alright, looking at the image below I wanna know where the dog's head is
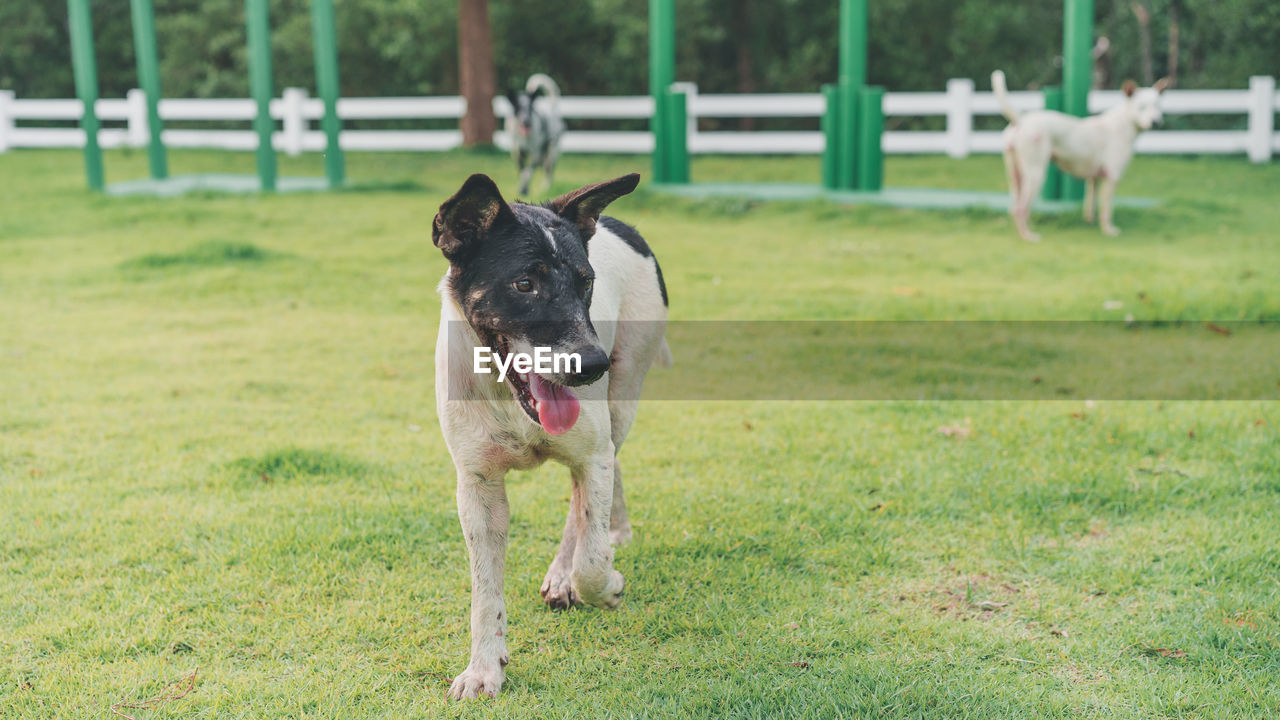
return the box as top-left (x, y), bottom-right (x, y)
top-left (433, 173), bottom-right (641, 434)
top-left (1124, 77), bottom-right (1170, 130)
top-left (506, 86), bottom-right (544, 139)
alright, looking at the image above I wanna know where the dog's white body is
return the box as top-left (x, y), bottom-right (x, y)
top-left (435, 223), bottom-right (669, 699)
top-left (992, 69), bottom-right (1167, 241)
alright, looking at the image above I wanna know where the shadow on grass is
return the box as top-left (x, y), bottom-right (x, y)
top-left (229, 447), bottom-right (370, 485)
top-left (120, 241), bottom-right (288, 272)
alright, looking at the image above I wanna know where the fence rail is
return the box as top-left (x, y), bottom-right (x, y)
top-left (1, 77), bottom-right (1275, 162)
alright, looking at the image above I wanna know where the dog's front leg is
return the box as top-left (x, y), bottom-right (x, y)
top-left (571, 453), bottom-right (626, 609)
top-left (448, 469), bottom-right (510, 700)
top-left (1098, 178), bottom-right (1121, 236)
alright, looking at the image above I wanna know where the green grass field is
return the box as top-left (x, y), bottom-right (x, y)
top-left (1, 148), bottom-right (1277, 719)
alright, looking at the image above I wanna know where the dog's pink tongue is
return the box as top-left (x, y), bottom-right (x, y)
top-left (529, 374), bottom-right (580, 435)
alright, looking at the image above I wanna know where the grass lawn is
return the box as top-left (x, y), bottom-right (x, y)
top-left (1, 148), bottom-right (1277, 718)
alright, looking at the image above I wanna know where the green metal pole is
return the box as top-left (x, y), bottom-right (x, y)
top-left (246, 0), bottom-right (277, 191)
top-left (1061, 0), bottom-right (1093, 201)
top-left (130, 0), bottom-right (168, 179)
top-left (837, 0), bottom-right (868, 189)
top-left (856, 86), bottom-right (884, 191)
top-left (649, 0), bottom-right (675, 183)
top-left (1041, 86), bottom-right (1063, 201)
top-left (664, 89), bottom-right (689, 184)
top-left (67, 0), bottom-right (104, 191)
top-left (838, 0), bottom-right (868, 89)
top-left (310, 0), bottom-right (344, 189)
top-left (837, 82), bottom-right (858, 189)
top-left (821, 84), bottom-right (840, 190)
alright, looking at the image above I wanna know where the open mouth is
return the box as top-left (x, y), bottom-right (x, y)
top-left (491, 336), bottom-right (581, 435)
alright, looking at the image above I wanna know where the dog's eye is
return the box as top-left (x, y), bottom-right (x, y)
top-left (583, 279), bottom-right (593, 295)
top-left (513, 278), bottom-right (533, 293)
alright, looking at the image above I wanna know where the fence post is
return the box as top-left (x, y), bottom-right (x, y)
top-left (130, 0), bottom-right (167, 178)
top-left (0, 90), bottom-right (13, 153)
top-left (945, 78), bottom-right (973, 159)
top-left (856, 86), bottom-right (884, 191)
top-left (281, 87), bottom-right (306, 156)
top-left (310, 0), bottom-right (344, 188)
top-left (67, 0), bottom-right (104, 190)
top-left (649, 0), bottom-right (675, 183)
top-left (1247, 76), bottom-right (1275, 164)
top-left (126, 88), bottom-right (147, 147)
top-left (821, 84), bottom-right (840, 189)
top-left (671, 81), bottom-right (698, 155)
top-left (245, 0), bottom-right (277, 191)
top-left (663, 87), bottom-right (689, 183)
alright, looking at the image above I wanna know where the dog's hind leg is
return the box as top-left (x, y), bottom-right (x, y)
top-left (448, 469), bottom-right (510, 700)
top-left (1014, 156), bottom-right (1046, 242)
top-left (1083, 177), bottom-right (1097, 224)
top-left (609, 458), bottom-right (632, 546)
top-left (540, 502), bottom-right (581, 609)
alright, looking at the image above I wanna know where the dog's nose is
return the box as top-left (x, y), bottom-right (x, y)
top-left (566, 347), bottom-right (610, 386)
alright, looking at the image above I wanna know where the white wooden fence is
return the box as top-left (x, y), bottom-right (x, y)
top-left (0, 77), bottom-right (1275, 162)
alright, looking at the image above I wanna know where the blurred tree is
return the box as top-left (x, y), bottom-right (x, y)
top-left (458, 0), bottom-right (496, 145)
top-left (1, 0), bottom-right (1276, 102)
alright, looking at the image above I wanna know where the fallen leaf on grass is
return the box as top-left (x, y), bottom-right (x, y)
top-left (110, 668), bottom-right (198, 720)
top-left (784, 622), bottom-right (800, 630)
top-left (1206, 323), bottom-right (1231, 336)
top-left (1051, 629), bottom-right (1069, 638)
top-left (788, 661), bottom-right (811, 669)
top-left (977, 601), bottom-right (1010, 611)
top-left (892, 286), bottom-right (921, 297)
top-left (868, 501), bottom-right (892, 513)
top-left (937, 420), bottom-right (972, 438)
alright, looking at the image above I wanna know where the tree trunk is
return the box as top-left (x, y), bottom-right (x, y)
top-left (1167, 0), bottom-right (1180, 86)
top-left (1131, 1), bottom-right (1154, 85)
top-left (733, 0), bottom-right (756, 131)
top-left (458, 0), bottom-right (496, 146)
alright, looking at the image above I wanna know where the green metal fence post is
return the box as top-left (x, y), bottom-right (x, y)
top-left (837, 0), bottom-right (868, 189)
top-left (649, 0), bottom-right (675, 183)
top-left (246, 0), bottom-right (277, 191)
top-left (1041, 86), bottom-right (1063, 201)
top-left (129, 0), bottom-right (167, 179)
top-left (856, 85), bottom-right (884, 191)
top-left (664, 89), bottom-right (689, 184)
top-left (821, 84), bottom-right (840, 190)
top-left (310, 0), bottom-right (344, 189)
top-left (1061, 0), bottom-right (1093, 201)
top-left (67, 0), bottom-right (104, 191)
top-left (837, 82), bottom-right (859, 189)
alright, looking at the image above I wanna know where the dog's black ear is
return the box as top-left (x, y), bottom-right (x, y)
top-left (433, 174), bottom-right (517, 262)
top-left (1122, 80), bottom-right (1137, 97)
top-left (530, 86), bottom-right (544, 100)
top-left (505, 89), bottom-right (519, 113)
top-left (548, 173), bottom-right (641, 239)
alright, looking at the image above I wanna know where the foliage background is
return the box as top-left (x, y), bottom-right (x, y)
top-left (2, 0), bottom-right (1278, 101)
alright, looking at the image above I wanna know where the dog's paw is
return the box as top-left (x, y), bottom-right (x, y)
top-left (448, 663), bottom-right (506, 700)
top-left (1102, 225), bottom-right (1121, 237)
top-left (1022, 232), bottom-right (1042, 243)
top-left (578, 570), bottom-right (625, 610)
top-left (540, 570), bottom-right (580, 610)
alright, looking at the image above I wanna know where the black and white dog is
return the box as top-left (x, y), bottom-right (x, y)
top-left (432, 172), bottom-right (670, 699)
top-left (506, 74), bottom-right (565, 197)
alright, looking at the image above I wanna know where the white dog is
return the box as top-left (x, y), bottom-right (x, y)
top-left (992, 69), bottom-right (1168, 241)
